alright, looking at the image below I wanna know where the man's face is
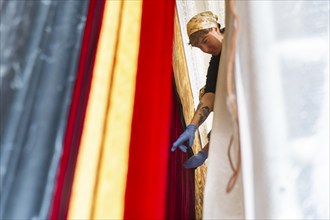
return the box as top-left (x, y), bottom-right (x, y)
top-left (195, 28), bottom-right (223, 56)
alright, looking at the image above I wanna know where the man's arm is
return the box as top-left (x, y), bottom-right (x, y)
top-left (171, 92), bottom-right (215, 152)
top-left (190, 92), bottom-right (215, 128)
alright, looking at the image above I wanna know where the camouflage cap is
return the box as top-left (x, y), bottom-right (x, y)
top-left (186, 11), bottom-right (218, 38)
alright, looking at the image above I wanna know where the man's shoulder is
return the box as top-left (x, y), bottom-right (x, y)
top-left (209, 54), bottom-right (221, 66)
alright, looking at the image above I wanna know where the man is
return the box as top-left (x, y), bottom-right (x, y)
top-left (171, 11), bottom-right (224, 169)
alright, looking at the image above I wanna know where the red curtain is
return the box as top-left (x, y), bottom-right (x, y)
top-left (124, 0), bottom-right (175, 219)
top-left (165, 84), bottom-right (196, 220)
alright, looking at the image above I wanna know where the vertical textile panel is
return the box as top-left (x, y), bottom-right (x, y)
top-left (0, 1), bottom-right (88, 219)
top-left (124, 0), bottom-right (175, 219)
top-left (67, 0), bottom-right (142, 219)
top-left (49, 1), bottom-right (105, 219)
top-left (66, 1), bottom-right (117, 217)
top-left (92, 1), bottom-right (142, 219)
top-left (165, 85), bottom-right (196, 220)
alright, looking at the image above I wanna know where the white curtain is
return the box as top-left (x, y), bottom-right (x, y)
top-left (203, 0), bottom-right (245, 219)
top-left (204, 1), bottom-right (329, 219)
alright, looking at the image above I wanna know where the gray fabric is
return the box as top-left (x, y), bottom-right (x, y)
top-left (0, 1), bottom-right (89, 219)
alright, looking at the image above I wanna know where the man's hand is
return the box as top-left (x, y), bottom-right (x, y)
top-left (171, 124), bottom-right (197, 152)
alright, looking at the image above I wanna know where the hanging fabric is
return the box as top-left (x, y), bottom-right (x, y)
top-left (0, 1), bottom-right (89, 219)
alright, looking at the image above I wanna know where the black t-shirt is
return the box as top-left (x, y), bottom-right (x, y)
top-left (204, 54), bottom-right (220, 93)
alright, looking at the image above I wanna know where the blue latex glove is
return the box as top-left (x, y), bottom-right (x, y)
top-left (183, 150), bottom-right (208, 169)
top-left (171, 124), bottom-right (197, 152)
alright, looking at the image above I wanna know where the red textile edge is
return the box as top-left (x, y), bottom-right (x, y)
top-left (48, 0), bottom-right (105, 219)
top-left (124, 0), bottom-right (175, 219)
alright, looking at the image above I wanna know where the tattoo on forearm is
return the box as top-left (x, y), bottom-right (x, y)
top-left (197, 104), bottom-right (210, 125)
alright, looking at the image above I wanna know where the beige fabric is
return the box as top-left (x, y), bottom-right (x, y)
top-left (203, 1), bottom-right (245, 219)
